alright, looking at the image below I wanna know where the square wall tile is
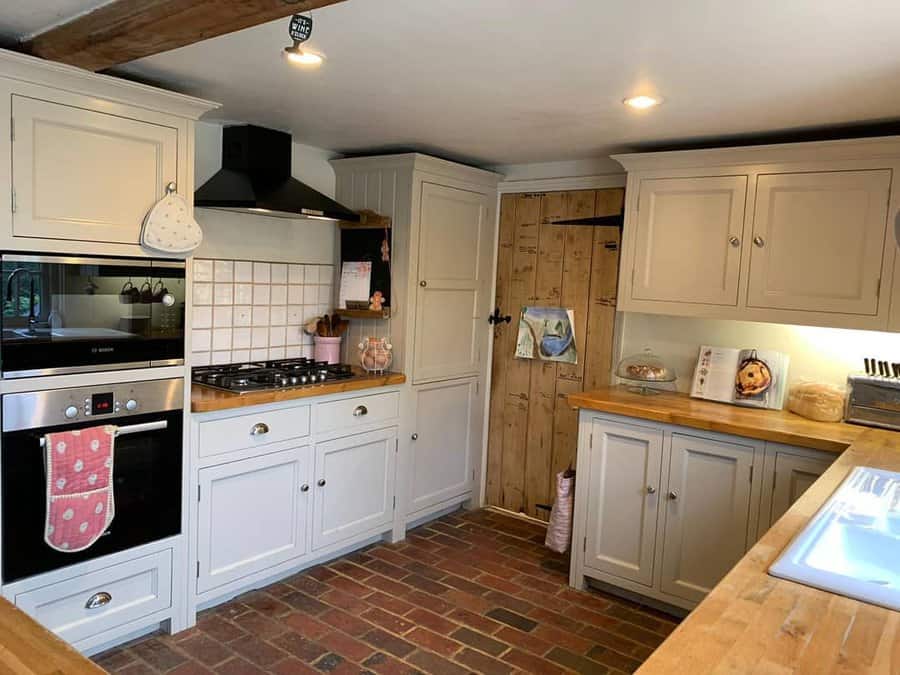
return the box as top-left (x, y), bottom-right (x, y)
top-left (193, 259), bottom-right (213, 282)
top-left (303, 285), bottom-right (318, 304)
top-left (287, 305), bottom-right (303, 324)
top-left (304, 265), bottom-right (318, 284)
top-left (286, 345), bottom-right (302, 358)
top-left (251, 326), bottom-right (268, 348)
top-left (192, 329), bottom-right (211, 352)
top-left (192, 351), bottom-right (211, 366)
top-left (271, 285), bottom-right (287, 305)
top-left (235, 283), bottom-right (253, 305)
top-left (192, 305), bottom-right (212, 329)
top-left (193, 283), bottom-right (212, 305)
top-left (319, 265), bottom-right (333, 284)
top-left (253, 262), bottom-right (270, 283)
top-left (213, 283), bottom-right (233, 305)
top-left (270, 306), bottom-right (287, 326)
top-left (253, 284), bottom-right (270, 305)
top-left (214, 260), bottom-right (233, 282)
top-left (212, 328), bottom-right (232, 351)
top-left (213, 306), bottom-right (233, 328)
top-left (231, 349), bottom-right (250, 363)
top-left (233, 327), bottom-right (251, 349)
top-left (268, 347), bottom-right (285, 360)
top-left (269, 326), bottom-right (286, 347)
top-left (289, 264), bottom-right (304, 284)
top-left (233, 306), bottom-right (252, 327)
top-left (234, 260), bottom-right (253, 283)
top-left (288, 285), bottom-right (304, 305)
top-left (271, 264), bottom-right (287, 284)
top-left (211, 351), bottom-right (232, 365)
top-left (251, 348), bottom-right (268, 361)
top-left (252, 306), bottom-right (270, 326)
top-left (318, 285), bottom-right (332, 304)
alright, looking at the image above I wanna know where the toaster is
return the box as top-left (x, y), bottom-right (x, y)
top-left (845, 374), bottom-right (900, 431)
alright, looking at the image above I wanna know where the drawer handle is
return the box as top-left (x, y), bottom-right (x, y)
top-left (646, 485), bottom-right (656, 494)
top-left (250, 422), bottom-right (270, 436)
top-left (753, 235), bottom-right (766, 248)
top-left (318, 479), bottom-right (327, 487)
top-left (728, 235), bottom-right (740, 247)
top-left (85, 592), bottom-right (112, 610)
top-left (352, 405), bottom-right (368, 417)
top-left (300, 484), bottom-right (310, 492)
top-left (411, 433), bottom-right (418, 441)
top-left (668, 491), bottom-right (678, 500)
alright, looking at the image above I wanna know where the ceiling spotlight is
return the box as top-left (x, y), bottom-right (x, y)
top-left (284, 12), bottom-right (323, 67)
top-left (623, 95), bottom-right (663, 110)
top-left (284, 44), bottom-right (324, 66)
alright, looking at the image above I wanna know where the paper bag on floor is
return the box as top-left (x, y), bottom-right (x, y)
top-left (545, 469), bottom-right (575, 553)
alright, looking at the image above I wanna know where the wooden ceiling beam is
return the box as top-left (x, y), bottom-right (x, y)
top-left (22, 0), bottom-right (350, 72)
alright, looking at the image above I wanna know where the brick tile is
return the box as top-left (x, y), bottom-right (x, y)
top-left (405, 608), bottom-right (456, 635)
top-left (430, 533), bottom-right (472, 549)
top-left (533, 624), bottom-right (594, 654)
top-left (361, 651), bottom-right (418, 675)
top-left (569, 604), bottom-right (621, 629)
top-left (326, 574), bottom-right (372, 598)
top-left (177, 635), bottom-right (233, 667)
top-left (129, 638), bottom-right (187, 671)
top-left (476, 573), bottom-right (522, 595)
top-left (320, 608), bottom-right (373, 637)
top-left (449, 627), bottom-right (508, 656)
top-left (305, 566), bottom-right (339, 582)
top-left (198, 615), bottom-right (247, 643)
top-left (361, 628), bottom-right (415, 658)
top-left (320, 588), bottom-right (370, 615)
top-left (402, 590), bottom-right (454, 614)
top-left (282, 592), bottom-right (333, 616)
top-left (272, 632), bottom-right (329, 663)
top-left (284, 613), bottom-right (332, 640)
top-left (512, 573), bottom-right (561, 595)
top-left (580, 624), bottom-right (646, 656)
top-left (363, 558), bottom-right (410, 579)
top-left (485, 607), bottom-right (537, 632)
top-left (556, 586), bottom-right (612, 612)
top-left (440, 574), bottom-right (490, 597)
top-left (229, 635), bottom-right (286, 667)
top-left (495, 626), bottom-right (552, 656)
top-left (329, 560), bottom-right (374, 581)
top-left (367, 591), bottom-right (416, 616)
top-left (168, 662), bottom-right (216, 675)
top-left (365, 574), bottom-right (412, 597)
top-left (453, 647), bottom-right (513, 675)
top-left (405, 627), bottom-right (461, 657)
top-left (612, 621), bottom-right (667, 648)
top-left (232, 611), bottom-right (289, 640)
top-left (530, 606), bottom-right (583, 632)
top-left (93, 649), bottom-right (136, 671)
top-left (402, 574), bottom-right (449, 595)
top-left (516, 588), bottom-right (571, 613)
top-left (441, 588), bottom-right (491, 613)
top-left (116, 663), bottom-right (155, 675)
top-left (312, 653), bottom-right (346, 672)
top-left (367, 547), bottom-right (411, 567)
top-left (402, 561), bottom-right (447, 581)
top-left (587, 645), bottom-right (643, 672)
top-left (484, 590), bottom-right (534, 615)
top-left (361, 607), bottom-right (415, 635)
top-left (271, 658), bottom-right (320, 675)
top-left (406, 649), bottom-right (469, 675)
top-left (318, 631), bottom-right (374, 663)
top-left (547, 646), bottom-right (610, 674)
top-left (286, 574), bottom-right (331, 597)
top-left (446, 608), bottom-right (503, 634)
top-left (239, 591), bottom-right (293, 617)
top-left (215, 657), bottom-right (269, 675)
top-left (501, 647), bottom-right (566, 675)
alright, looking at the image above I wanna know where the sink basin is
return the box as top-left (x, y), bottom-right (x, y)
top-left (769, 466), bottom-right (900, 611)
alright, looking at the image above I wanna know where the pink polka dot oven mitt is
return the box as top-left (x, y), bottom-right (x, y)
top-left (44, 426), bottom-right (116, 552)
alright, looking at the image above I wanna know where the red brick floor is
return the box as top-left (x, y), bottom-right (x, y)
top-left (93, 509), bottom-right (680, 674)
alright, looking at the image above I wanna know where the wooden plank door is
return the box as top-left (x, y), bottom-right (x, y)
top-left (485, 188), bottom-right (623, 520)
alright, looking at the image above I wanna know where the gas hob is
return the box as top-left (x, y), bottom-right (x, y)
top-left (192, 358), bottom-right (354, 393)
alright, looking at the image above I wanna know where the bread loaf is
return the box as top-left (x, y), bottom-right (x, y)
top-left (787, 382), bottom-right (845, 422)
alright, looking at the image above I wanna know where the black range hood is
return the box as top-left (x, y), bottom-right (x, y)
top-left (195, 125), bottom-right (359, 222)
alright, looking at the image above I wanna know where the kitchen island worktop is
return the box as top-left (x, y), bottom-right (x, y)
top-left (570, 386), bottom-right (900, 674)
top-left (191, 370), bottom-right (406, 413)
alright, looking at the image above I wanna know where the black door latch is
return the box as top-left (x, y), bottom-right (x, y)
top-left (488, 307), bottom-right (512, 325)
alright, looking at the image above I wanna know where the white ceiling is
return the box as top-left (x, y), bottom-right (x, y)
top-left (0, 0), bottom-right (113, 41)
top-left (7, 0), bottom-right (900, 167)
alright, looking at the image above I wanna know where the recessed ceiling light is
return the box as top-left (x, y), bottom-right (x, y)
top-left (284, 44), bottom-right (324, 66)
top-left (623, 95), bottom-right (663, 110)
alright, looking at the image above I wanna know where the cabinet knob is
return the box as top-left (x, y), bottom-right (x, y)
top-left (419, 280), bottom-right (427, 287)
top-left (317, 479), bottom-right (326, 487)
top-left (411, 433), bottom-right (418, 441)
top-left (668, 491), bottom-right (678, 500)
top-left (353, 405), bottom-right (368, 417)
top-left (646, 485), bottom-right (656, 494)
top-left (300, 484), bottom-right (309, 492)
top-left (250, 422), bottom-right (269, 436)
top-left (728, 236), bottom-right (741, 247)
top-left (85, 592), bottom-right (112, 609)
top-left (753, 235), bottom-right (766, 248)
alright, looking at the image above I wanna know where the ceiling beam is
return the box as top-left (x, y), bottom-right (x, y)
top-left (22, 0), bottom-right (350, 72)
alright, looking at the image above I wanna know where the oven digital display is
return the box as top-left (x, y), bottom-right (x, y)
top-left (91, 392), bottom-right (114, 415)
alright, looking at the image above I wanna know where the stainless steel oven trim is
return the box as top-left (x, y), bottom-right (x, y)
top-left (2, 254), bottom-right (186, 269)
top-left (150, 359), bottom-right (185, 368)
top-left (153, 260), bottom-right (187, 269)
top-left (3, 362), bottom-right (153, 379)
top-left (38, 420), bottom-right (169, 447)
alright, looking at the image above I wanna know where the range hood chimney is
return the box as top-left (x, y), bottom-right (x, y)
top-left (194, 125), bottom-right (359, 222)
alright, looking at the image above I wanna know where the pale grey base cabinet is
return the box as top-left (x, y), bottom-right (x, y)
top-left (569, 410), bottom-right (834, 611)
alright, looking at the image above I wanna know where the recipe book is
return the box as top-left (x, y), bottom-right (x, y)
top-left (690, 345), bottom-right (790, 410)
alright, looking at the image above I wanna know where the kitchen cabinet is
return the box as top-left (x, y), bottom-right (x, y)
top-left (583, 418), bottom-right (662, 586)
top-left (614, 140), bottom-right (900, 331)
top-left (659, 433), bottom-right (756, 603)
top-left (409, 379), bottom-right (478, 516)
top-left (413, 182), bottom-right (494, 382)
top-left (631, 176), bottom-right (747, 305)
top-left (312, 427), bottom-right (397, 550)
top-left (196, 447), bottom-right (310, 593)
top-left (757, 443), bottom-right (834, 537)
top-left (747, 170), bottom-right (890, 315)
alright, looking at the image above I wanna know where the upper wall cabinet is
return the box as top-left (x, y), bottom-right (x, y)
top-left (12, 96), bottom-right (178, 245)
top-left (614, 139), bottom-right (900, 332)
top-left (632, 176), bottom-right (747, 306)
top-left (0, 49), bottom-right (217, 256)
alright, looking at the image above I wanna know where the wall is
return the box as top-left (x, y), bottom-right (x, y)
top-left (490, 157), bottom-right (623, 182)
top-left (619, 312), bottom-right (899, 391)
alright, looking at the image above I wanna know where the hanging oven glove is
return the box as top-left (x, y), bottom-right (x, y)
top-left (141, 182), bottom-right (203, 254)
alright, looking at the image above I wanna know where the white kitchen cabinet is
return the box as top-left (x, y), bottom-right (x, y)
top-left (757, 443), bottom-right (834, 537)
top-left (312, 427), bottom-right (397, 550)
top-left (631, 176), bottom-right (747, 306)
top-left (747, 170), bottom-right (891, 315)
top-left (413, 182), bottom-right (494, 382)
top-left (11, 95), bottom-right (178, 245)
top-left (409, 379), bottom-right (478, 515)
top-left (583, 418), bottom-right (663, 586)
top-left (659, 433), bottom-right (756, 603)
top-left (196, 447), bottom-right (310, 593)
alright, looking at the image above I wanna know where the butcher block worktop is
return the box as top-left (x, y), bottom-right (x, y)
top-left (571, 386), bottom-right (900, 673)
top-left (568, 385), bottom-right (863, 453)
top-left (191, 371), bottom-right (406, 413)
top-left (0, 597), bottom-right (102, 674)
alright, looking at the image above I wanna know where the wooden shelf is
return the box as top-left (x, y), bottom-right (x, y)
top-left (336, 308), bottom-right (391, 319)
top-left (339, 209), bottom-right (392, 229)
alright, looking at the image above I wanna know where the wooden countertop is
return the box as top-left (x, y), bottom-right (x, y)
top-left (568, 386), bottom-right (864, 453)
top-left (0, 598), bottom-right (103, 674)
top-left (191, 371), bottom-right (406, 413)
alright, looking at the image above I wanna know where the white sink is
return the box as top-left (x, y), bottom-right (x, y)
top-left (769, 466), bottom-right (900, 611)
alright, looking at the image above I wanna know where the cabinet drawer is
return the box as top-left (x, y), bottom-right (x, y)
top-left (14, 549), bottom-right (172, 645)
top-left (198, 405), bottom-right (310, 457)
top-left (316, 392), bottom-right (400, 434)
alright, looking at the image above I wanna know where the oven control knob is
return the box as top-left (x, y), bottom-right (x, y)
top-left (125, 399), bottom-right (138, 411)
top-left (64, 405), bottom-right (79, 419)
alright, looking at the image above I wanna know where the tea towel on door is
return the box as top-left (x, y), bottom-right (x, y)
top-left (545, 469), bottom-right (575, 553)
top-left (141, 183), bottom-right (203, 254)
top-left (44, 425), bottom-right (116, 552)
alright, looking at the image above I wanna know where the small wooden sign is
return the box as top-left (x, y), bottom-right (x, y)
top-left (289, 14), bottom-right (313, 43)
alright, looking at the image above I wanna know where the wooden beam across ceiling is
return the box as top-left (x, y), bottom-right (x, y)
top-left (22, 0), bottom-right (350, 72)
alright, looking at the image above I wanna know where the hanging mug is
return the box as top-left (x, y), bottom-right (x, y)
top-left (119, 281), bottom-right (139, 304)
top-left (139, 281), bottom-right (153, 304)
top-left (153, 280), bottom-right (176, 307)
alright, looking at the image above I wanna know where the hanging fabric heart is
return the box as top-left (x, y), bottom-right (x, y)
top-left (140, 182), bottom-right (203, 255)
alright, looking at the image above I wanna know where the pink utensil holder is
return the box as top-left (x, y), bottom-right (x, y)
top-left (314, 336), bottom-right (342, 364)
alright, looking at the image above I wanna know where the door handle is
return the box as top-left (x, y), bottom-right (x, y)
top-left (488, 307), bottom-right (512, 325)
top-left (250, 422), bottom-right (269, 436)
top-left (419, 280), bottom-right (427, 287)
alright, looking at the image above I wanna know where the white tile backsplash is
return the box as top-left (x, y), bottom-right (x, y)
top-left (191, 258), bottom-right (337, 366)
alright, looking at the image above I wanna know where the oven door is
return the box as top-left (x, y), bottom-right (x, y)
top-left (1, 254), bottom-right (185, 378)
top-left (1, 409), bottom-right (183, 583)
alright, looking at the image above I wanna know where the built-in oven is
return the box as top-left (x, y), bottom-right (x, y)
top-left (1, 378), bottom-right (183, 583)
top-left (1, 254), bottom-right (185, 378)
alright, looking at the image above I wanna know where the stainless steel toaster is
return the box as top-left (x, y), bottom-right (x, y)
top-left (845, 374), bottom-right (900, 431)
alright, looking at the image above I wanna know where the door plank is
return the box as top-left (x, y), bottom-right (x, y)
top-left (486, 194), bottom-right (517, 506)
top-left (23, 0), bottom-right (349, 72)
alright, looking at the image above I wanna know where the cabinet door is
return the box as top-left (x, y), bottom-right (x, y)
top-left (312, 427), bottom-right (397, 550)
top-left (660, 434), bottom-right (754, 603)
top-left (632, 176), bottom-right (747, 305)
top-left (413, 182), bottom-right (493, 382)
top-left (410, 379), bottom-right (477, 515)
top-left (584, 419), bottom-right (663, 586)
top-left (747, 170), bottom-right (890, 314)
top-left (768, 452), bottom-right (833, 529)
top-left (197, 447), bottom-right (309, 593)
top-left (11, 95), bottom-right (178, 244)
